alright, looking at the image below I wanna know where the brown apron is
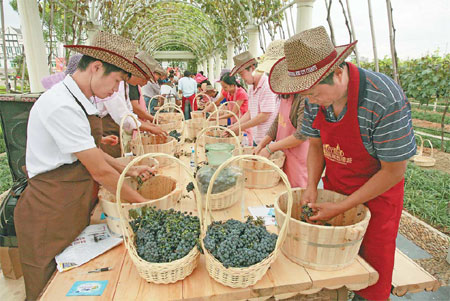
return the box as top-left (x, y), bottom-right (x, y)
top-left (100, 114), bottom-right (121, 158)
top-left (14, 85), bottom-right (102, 300)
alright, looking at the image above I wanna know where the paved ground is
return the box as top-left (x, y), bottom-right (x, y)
top-left (390, 233), bottom-right (449, 300)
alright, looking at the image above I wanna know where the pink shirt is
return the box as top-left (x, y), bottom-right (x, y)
top-left (222, 86), bottom-right (248, 116)
top-left (248, 75), bottom-right (279, 144)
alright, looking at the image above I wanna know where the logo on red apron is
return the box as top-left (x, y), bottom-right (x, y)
top-left (323, 143), bottom-right (352, 165)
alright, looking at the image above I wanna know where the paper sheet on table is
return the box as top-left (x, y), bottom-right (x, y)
top-left (248, 206), bottom-right (276, 226)
top-left (55, 224), bottom-right (123, 272)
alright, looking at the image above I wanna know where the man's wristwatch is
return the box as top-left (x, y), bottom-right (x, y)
top-left (265, 144), bottom-right (274, 155)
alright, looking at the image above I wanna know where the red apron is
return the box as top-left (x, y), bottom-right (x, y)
top-left (312, 62), bottom-right (404, 300)
top-left (276, 95), bottom-right (309, 188)
top-left (182, 94), bottom-right (197, 113)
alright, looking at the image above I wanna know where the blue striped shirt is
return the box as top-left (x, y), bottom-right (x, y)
top-left (301, 68), bottom-right (416, 162)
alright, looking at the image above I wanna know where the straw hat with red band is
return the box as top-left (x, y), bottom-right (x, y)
top-left (269, 26), bottom-right (357, 94)
top-left (230, 51), bottom-right (258, 76)
top-left (134, 51), bottom-right (156, 83)
top-left (64, 30), bottom-right (147, 79)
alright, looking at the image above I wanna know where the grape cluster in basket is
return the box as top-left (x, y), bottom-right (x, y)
top-left (203, 217), bottom-right (277, 268)
top-left (129, 207), bottom-right (200, 263)
top-left (196, 166), bottom-right (240, 194)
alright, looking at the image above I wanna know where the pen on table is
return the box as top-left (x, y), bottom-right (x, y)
top-left (88, 267), bottom-right (112, 273)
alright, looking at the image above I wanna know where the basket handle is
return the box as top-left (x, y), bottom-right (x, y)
top-left (423, 139), bottom-right (434, 157)
top-left (193, 93), bottom-right (212, 111)
top-left (119, 114), bottom-right (143, 157)
top-left (115, 153), bottom-right (203, 252)
top-left (415, 135), bottom-right (424, 156)
top-left (218, 101), bottom-right (242, 119)
top-left (203, 154), bottom-right (293, 251)
top-left (207, 109), bottom-right (241, 137)
top-left (153, 103), bottom-right (185, 125)
top-left (147, 95), bottom-right (167, 114)
top-left (194, 125), bottom-right (243, 167)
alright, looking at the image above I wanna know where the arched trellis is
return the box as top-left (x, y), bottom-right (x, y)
top-left (141, 31), bottom-right (210, 55)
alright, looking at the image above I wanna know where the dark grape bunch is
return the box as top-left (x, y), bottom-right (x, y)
top-left (128, 206), bottom-right (200, 263)
top-left (300, 204), bottom-right (314, 221)
top-left (186, 181), bottom-right (195, 193)
top-left (203, 217), bottom-right (277, 268)
top-left (196, 166), bottom-right (240, 194)
top-left (169, 130), bottom-right (181, 142)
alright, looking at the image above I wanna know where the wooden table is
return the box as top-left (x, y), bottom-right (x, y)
top-left (41, 146), bottom-right (379, 300)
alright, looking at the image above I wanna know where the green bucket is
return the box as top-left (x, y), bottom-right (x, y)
top-left (205, 143), bottom-right (235, 166)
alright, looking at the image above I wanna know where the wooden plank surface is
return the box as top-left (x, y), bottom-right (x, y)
top-left (40, 244), bottom-right (126, 301)
top-left (391, 249), bottom-right (440, 296)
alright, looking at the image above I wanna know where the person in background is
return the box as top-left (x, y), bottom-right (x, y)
top-left (273, 26), bottom-right (415, 300)
top-left (160, 78), bottom-right (179, 106)
top-left (178, 70), bottom-right (198, 120)
top-left (228, 50), bottom-right (279, 146)
top-left (207, 72), bottom-right (248, 124)
top-left (14, 31), bottom-right (154, 300)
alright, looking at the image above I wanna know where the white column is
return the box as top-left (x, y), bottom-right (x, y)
top-left (296, 0), bottom-right (316, 33)
top-left (246, 24), bottom-right (260, 57)
top-left (226, 41), bottom-right (234, 69)
top-left (208, 55), bottom-right (214, 83)
top-left (202, 60), bottom-right (208, 75)
top-left (214, 52), bottom-right (222, 89)
top-left (17, 0), bottom-right (49, 92)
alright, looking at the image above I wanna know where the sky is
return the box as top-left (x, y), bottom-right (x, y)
top-left (4, 0), bottom-right (450, 61)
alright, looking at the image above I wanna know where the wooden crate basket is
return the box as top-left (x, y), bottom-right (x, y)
top-left (201, 155), bottom-right (293, 288)
top-left (185, 119), bottom-right (216, 140)
top-left (275, 188), bottom-right (371, 271)
top-left (237, 147), bottom-right (286, 189)
top-left (115, 153), bottom-right (204, 284)
top-left (130, 134), bottom-right (176, 167)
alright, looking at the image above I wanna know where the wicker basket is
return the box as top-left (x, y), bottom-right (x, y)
top-left (153, 103), bottom-right (185, 139)
top-left (201, 155), bottom-right (293, 288)
top-left (236, 147), bottom-right (286, 189)
top-left (190, 93), bottom-right (214, 119)
top-left (119, 114), bottom-right (143, 157)
top-left (99, 173), bottom-right (180, 236)
top-left (116, 153), bottom-right (204, 283)
top-left (413, 138), bottom-right (436, 167)
top-left (146, 95), bottom-right (167, 114)
top-left (130, 134), bottom-right (176, 167)
top-left (194, 126), bottom-right (243, 210)
top-left (275, 188), bottom-right (371, 271)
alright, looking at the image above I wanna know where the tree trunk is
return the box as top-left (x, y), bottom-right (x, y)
top-left (48, 0), bottom-right (54, 73)
top-left (367, 0), bottom-right (379, 72)
top-left (386, 0), bottom-right (399, 83)
top-left (345, 0), bottom-right (360, 66)
top-left (325, 0), bottom-right (336, 46)
top-left (338, 0), bottom-right (352, 44)
top-left (441, 98), bottom-right (449, 152)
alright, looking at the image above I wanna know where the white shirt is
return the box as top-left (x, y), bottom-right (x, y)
top-left (26, 75), bottom-right (98, 178)
top-left (160, 84), bottom-right (178, 97)
top-left (141, 81), bottom-right (161, 98)
top-left (177, 77), bottom-right (197, 97)
top-left (97, 81), bottom-right (141, 133)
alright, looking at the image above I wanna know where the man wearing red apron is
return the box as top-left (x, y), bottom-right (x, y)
top-left (268, 27), bottom-right (416, 300)
top-left (15, 31), bottom-right (154, 300)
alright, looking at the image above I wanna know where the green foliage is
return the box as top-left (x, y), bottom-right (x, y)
top-left (411, 109), bottom-right (450, 124)
top-left (0, 156), bottom-right (13, 194)
top-left (129, 206), bottom-right (200, 263)
top-left (404, 163), bottom-right (450, 233)
top-left (203, 217), bottom-right (277, 268)
top-left (359, 54), bottom-right (450, 103)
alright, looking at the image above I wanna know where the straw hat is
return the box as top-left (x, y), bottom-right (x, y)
top-left (256, 40), bottom-right (285, 74)
top-left (269, 26), bottom-right (357, 94)
top-left (230, 51), bottom-right (258, 76)
top-left (216, 68), bottom-right (231, 82)
top-left (64, 30), bottom-right (147, 79)
top-left (134, 51), bottom-right (156, 82)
